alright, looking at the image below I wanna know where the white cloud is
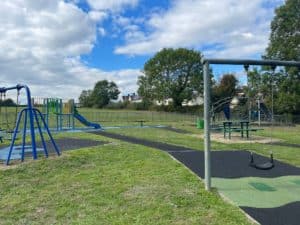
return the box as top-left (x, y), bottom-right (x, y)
top-left (86, 0), bottom-right (139, 11)
top-left (98, 27), bottom-right (106, 36)
top-left (114, 0), bottom-right (282, 58)
top-left (88, 10), bottom-right (107, 21)
top-left (0, 0), bottom-right (140, 101)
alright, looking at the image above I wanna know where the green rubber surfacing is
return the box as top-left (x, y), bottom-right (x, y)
top-left (249, 182), bottom-right (276, 192)
top-left (213, 176), bottom-right (300, 208)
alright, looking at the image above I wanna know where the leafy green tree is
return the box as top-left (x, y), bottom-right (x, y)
top-left (212, 74), bottom-right (238, 103)
top-left (0, 98), bottom-right (16, 106)
top-left (264, 0), bottom-right (300, 61)
top-left (79, 80), bottom-right (120, 108)
top-left (138, 48), bottom-right (203, 108)
top-left (248, 68), bottom-right (300, 114)
top-left (263, 0), bottom-right (300, 114)
top-left (79, 90), bottom-right (93, 107)
top-left (91, 80), bottom-right (120, 108)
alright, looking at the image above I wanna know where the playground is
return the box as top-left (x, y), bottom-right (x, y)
top-left (0, 59), bottom-right (299, 225)
top-left (0, 123), bottom-right (299, 224)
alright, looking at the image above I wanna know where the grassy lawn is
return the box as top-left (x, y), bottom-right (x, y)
top-left (0, 132), bottom-right (251, 225)
top-left (257, 125), bottom-right (300, 144)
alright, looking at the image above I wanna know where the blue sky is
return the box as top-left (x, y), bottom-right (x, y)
top-left (0, 0), bottom-right (284, 101)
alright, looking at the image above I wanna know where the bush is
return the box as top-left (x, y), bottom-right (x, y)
top-left (104, 101), bottom-right (127, 109)
top-left (150, 104), bottom-right (203, 114)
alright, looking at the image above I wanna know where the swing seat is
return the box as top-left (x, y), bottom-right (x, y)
top-left (250, 161), bottom-right (274, 170)
top-left (249, 152), bottom-right (274, 170)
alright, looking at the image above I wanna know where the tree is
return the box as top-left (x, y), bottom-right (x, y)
top-left (138, 48), bottom-right (203, 108)
top-left (79, 90), bottom-right (93, 107)
top-left (263, 0), bottom-right (300, 114)
top-left (79, 80), bottom-right (120, 108)
top-left (264, 0), bottom-right (300, 61)
top-left (212, 74), bottom-right (238, 103)
top-left (91, 80), bottom-right (120, 108)
top-left (0, 98), bottom-right (16, 106)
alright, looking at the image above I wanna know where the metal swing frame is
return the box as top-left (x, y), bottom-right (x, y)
top-left (0, 84), bottom-right (60, 165)
top-left (202, 58), bottom-right (300, 191)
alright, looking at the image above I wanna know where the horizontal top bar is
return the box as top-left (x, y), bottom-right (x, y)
top-left (202, 58), bottom-right (300, 67)
top-left (0, 84), bottom-right (26, 93)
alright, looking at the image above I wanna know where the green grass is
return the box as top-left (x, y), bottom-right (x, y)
top-left (257, 126), bottom-right (300, 144)
top-left (0, 132), bottom-right (251, 225)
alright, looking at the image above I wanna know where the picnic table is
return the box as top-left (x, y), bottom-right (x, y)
top-left (223, 121), bottom-right (262, 139)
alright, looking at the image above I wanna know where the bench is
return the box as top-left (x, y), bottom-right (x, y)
top-left (135, 120), bottom-right (146, 127)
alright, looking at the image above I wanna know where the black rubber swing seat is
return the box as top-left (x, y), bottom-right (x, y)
top-left (249, 152), bottom-right (275, 170)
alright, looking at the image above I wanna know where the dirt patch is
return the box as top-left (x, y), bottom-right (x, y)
top-left (190, 133), bottom-right (282, 144)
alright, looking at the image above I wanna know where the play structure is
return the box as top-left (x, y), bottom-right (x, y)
top-left (211, 92), bottom-right (272, 125)
top-left (33, 97), bottom-right (101, 130)
top-left (0, 84), bottom-right (60, 165)
top-left (202, 58), bottom-right (300, 191)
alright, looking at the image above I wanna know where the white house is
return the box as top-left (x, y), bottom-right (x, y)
top-left (122, 93), bottom-right (142, 103)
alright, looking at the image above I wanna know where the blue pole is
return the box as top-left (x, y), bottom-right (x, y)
top-left (20, 85), bottom-right (38, 160)
top-left (33, 109), bottom-right (48, 158)
top-left (21, 110), bottom-right (28, 162)
top-left (36, 109), bottom-right (60, 156)
top-left (6, 108), bottom-right (24, 165)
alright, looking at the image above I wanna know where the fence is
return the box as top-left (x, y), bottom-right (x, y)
top-left (1, 108), bottom-right (299, 130)
top-left (77, 110), bottom-right (201, 125)
top-left (212, 111), bottom-right (300, 126)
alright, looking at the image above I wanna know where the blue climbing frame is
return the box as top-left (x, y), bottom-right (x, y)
top-left (0, 84), bottom-right (60, 165)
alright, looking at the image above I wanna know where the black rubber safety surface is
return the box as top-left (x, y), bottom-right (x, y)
top-left (157, 126), bottom-right (192, 134)
top-left (242, 202), bottom-right (300, 225)
top-left (91, 131), bottom-right (300, 178)
top-left (37, 138), bottom-right (107, 153)
top-left (91, 131), bottom-right (300, 225)
top-left (89, 131), bottom-right (194, 152)
top-left (169, 150), bottom-right (300, 179)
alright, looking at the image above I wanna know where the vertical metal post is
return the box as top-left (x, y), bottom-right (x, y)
top-left (33, 109), bottom-right (48, 158)
top-left (21, 110), bottom-right (28, 162)
top-left (69, 99), bottom-right (75, 129)
top-left (244, 65), bottom-right (251, 122)
top-left (271, 66), bottom-right (276, 123)
top-left (24, 86), bottom-right (38, 160)
top-left (6, 109), bottom-right (24, 165)
top-left (203, 61), bottom-right (211, 191)
top-left (59, 99), bottom-right (63, 130)
top-left (257, 98), bottom-right (261, 126)
top-left (36, 109), bottom-right (60, 156)
top-left (46, 98), bottom-right (49, 127)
